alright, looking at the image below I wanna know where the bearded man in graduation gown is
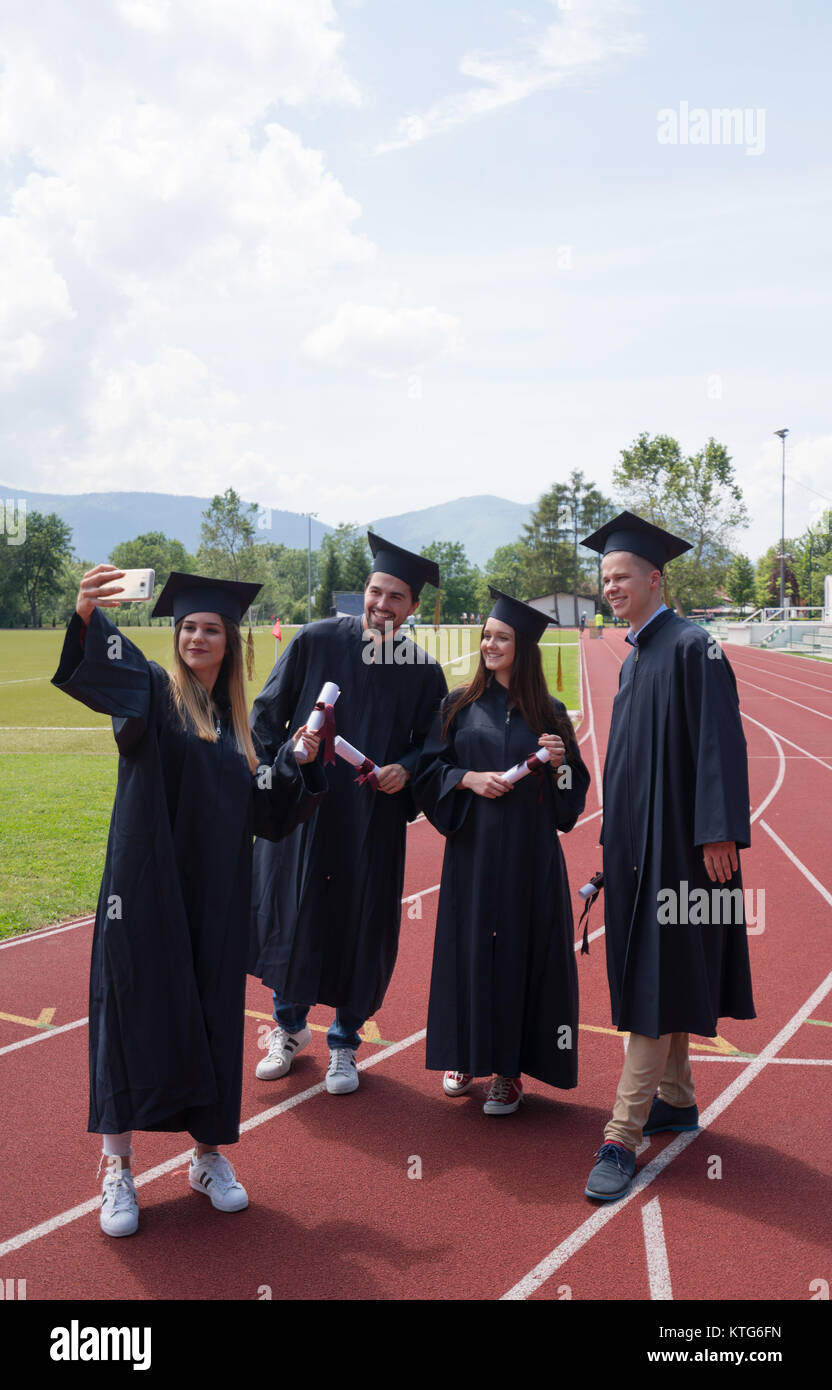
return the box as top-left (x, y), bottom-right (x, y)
top-left (248, 534), bottom-right (448, 1094)
top-left (580, 512), bottom-right (755, 1202)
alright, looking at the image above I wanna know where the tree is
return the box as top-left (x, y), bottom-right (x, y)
top-left (520, 484), bottom-right (573, 622)
top-left (724, 553), bottom-right (756, 609)
top-left (754, 543), bottom-right (800, 608)
top-left (196, 489), bottom-right (260, 581)
top-left (792, 509), bottom-right (832, 610)
top-left (613, 433), bottom-right (748, 614)
top-left (315, 537), bottom-right (342, 618)
top-left (577, 485), bottom-right (616, 604)
top-left (7, 511), bottom-right (74, 625)
top-left (109, 532), bottom-right (195, 593)
top-left (483, 541), bottom-right (525, 597)
top-left (418, 541), bottom-right (480, 622)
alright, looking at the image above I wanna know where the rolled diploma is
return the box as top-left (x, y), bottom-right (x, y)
top-left (334, 734), bottom-right (380, 777)
top-left (501, 745), bottom-right (552, 785)
top-left (295, 681), bottom-right (340, 762)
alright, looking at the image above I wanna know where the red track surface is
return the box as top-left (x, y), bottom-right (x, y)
top-left (2, 631), bottom-right (831, 1303)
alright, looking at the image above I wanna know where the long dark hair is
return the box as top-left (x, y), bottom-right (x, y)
top-left (441, 624), bottom-right (578, 755)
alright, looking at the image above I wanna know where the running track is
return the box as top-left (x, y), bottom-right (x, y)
top-left (1, 631), bottom-right (830, 1303)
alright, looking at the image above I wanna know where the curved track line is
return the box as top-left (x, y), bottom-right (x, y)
top-left (727, 656), bottom-right (832, 695)
top-left (742, 715), bottom-right (786, 825)
top-left (501, 966), bottom-right (832, 1300)
top-left (735, 676), bottom-right (832, 723)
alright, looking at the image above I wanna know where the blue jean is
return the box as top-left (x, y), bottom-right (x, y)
top-left (272, 995), bottom-right (364, 1053)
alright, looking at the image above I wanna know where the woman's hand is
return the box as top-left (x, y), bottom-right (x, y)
top-left (293, 725), bottom-right (322, 760)
top-left (460, 770), bottom-right (512, 798)
top-left (539, 733), bottom-right (566, 764)
top-left (76, 564), bottom-right (126, 625)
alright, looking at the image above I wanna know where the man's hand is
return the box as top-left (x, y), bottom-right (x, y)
top-left (703, 841), bottom-right (738, 884)
top-left (460, 771), bottom-right (512, 799)
top-left (375, 763), bottom-right (410, 794)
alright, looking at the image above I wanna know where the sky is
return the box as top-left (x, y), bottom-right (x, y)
top-left (1, 0), bottom-right (830, 563)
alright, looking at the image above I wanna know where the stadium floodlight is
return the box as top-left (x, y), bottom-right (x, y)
top-left (774, 429), bottom-right (789, 611)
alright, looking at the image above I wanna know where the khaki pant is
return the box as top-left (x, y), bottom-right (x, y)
top-left (604, 1032), bottom-right (696, 1151)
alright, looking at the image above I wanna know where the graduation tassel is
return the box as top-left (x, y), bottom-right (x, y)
top-left (577, 872), bottom-right (604, 954)
top-left (246, 624), bottom-right (255, 682)
top-left (556, 647), bottom-right (563, 691)
top-left (433, 585), bottom-right (441, 631)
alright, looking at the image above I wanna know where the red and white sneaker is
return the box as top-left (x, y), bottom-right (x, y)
top-left (483, 1076), bottom-right (524, 1114)
top-left (443, 1071), bottom-right (473, 1096)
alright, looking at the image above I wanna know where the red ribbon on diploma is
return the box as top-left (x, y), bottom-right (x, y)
top-left (525, 752), bottom-right (545, 802)
top-left (354, 756), bottom-right (379, 790)
top-left (315, 700), bottom-right (337, 766)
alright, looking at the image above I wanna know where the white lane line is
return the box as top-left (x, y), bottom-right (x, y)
top-left (743, 716), bottom-right (785, 825)
top-left (402, 884), bottom-right (440, 906)
top-left (574, 807), bottom-right (603, 829)
top-left (0, 677), bottom-right (49, 686)
top-left (581, 639), bottom-right (603, 811)
top-left (691, 1056), bottom-right (832, 1065)
top-left (742, 716), bottom-right (832, 775)
top-left (501, 966), bottom-right (832, 1300)
top-left (0, 726), bottom-right (109, 731)
top-left (759, 820), bottom-right (832, 908)
top-left (0, 1017), bottom-right (88, 1057)
top-left (642, 1197), bottom-right (673, 1300)
top-left (736, 676), bottom-right (832, 723)
top-left (0, 917), bottom-right (95, 951)
top-left (729, 659), bottom-right (832, 696)
top-left (0, 1026), bottom-right (428, 1260)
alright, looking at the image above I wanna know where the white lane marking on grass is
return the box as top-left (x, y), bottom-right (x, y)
top-left (0, 1027), bottom-right (428, 1259)
top-left (0, 677), bottom-right (50, 686)
top-left (0, 726), bottom-right (109, 730)
top-left (0, 1016), bottom-right (89, 1057)
top-left (642, 1197), bottom-right (673, 1300)
top-left (500, 966), bottom-right (832, 1300)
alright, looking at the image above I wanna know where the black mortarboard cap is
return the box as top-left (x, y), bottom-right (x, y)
top-left (488, 587), bottom-right (551, 642)
top-left (367, 532), bottom-right (440, 599)
top-left (151, 572), bottom-right (263, 623)
top-left (579, 510), bottom-right (691, 571)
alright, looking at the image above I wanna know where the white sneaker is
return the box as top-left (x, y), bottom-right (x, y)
top-left (100, 1157), bottom-right (138, 1237)
top-left (443, 1071), bottom-right (473, 1096)
top-left (326, 1047), bottom-right (359, 1095)
top-left (255, 1024), bottom-right (312, 1080)
top-left (189, 1150), bottom-right (249, 1212)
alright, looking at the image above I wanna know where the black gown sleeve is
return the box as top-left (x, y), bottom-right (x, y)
top-left (251, 738), bottom-right (327, 842)
top-left (250, 627), bottom-right (306, 759)
top-left (51, 609), bottom-right (152, 755)
top-left (681, 636), bottom-right (751, 849)
top-left (397, 660), bottom-right (449, 776)
top-left (412, 693), bottom-right (474, 836)
top-left (550, 697), bottom-right (591, 833)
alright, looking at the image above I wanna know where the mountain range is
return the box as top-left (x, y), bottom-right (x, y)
top-left (1, 484), bottom-right (533, 569)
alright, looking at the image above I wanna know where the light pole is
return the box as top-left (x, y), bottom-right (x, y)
top-left (306, 512), bottom-right (318, 623)
top-left (774, 428), bottom-right (789, 612)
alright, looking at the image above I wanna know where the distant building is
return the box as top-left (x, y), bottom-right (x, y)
top-left (525, 592), bottom-right (596, 625)
top-left (332, 591), bottom-right (365, 618)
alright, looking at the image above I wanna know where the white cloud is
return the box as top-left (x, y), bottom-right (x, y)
top-left (376, 0), bottom-right (644, 152)
top-left (302, 302), bottom-right (463, 373)
top-left (0, 215), bottom-right (74, 383)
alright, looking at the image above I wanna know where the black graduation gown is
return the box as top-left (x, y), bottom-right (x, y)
top-left (248, 617), bottom-right (448, 1018)
top-left (601, 608), bottom-right (756, 1038)
top-left (51, 609), bottom-right (325, 1143)
top-left (413, 682), bottom-right (590, 1086)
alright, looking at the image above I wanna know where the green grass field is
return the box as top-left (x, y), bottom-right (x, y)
top-left (0, 622), bottom-right (581, 937)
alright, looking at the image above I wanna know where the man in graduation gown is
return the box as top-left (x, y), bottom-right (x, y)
top-left (580, 512), bottom-right (755, 1201)
top-left (248, 534), bottom-right (448, 1094)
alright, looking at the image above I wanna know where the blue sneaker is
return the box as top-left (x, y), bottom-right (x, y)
top-left (584, 1142), bottom-right (637, 1201)
top-left (643, 1095), bottom-right (699, 1135)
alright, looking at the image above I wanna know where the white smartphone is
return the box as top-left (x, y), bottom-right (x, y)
top-left (110, 568), bottom-right (155, 602)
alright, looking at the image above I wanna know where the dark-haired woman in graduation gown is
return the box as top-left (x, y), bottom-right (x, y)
top-left (51, 565), bottom-right (325, 1237)
top-left (413, 590), bottom-right (590, 1114)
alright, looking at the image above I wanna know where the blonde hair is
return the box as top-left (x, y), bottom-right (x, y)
top-left (168, 616), bottom-right (259, 773)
